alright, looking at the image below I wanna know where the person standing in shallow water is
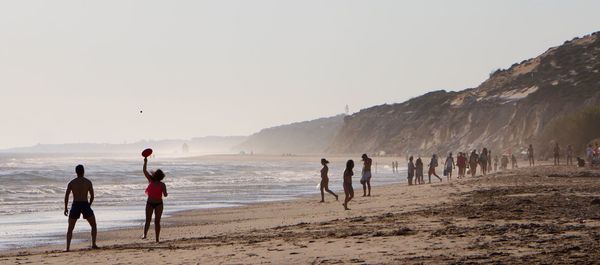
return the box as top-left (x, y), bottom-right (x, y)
top-left (143, 157), bottom-right (168, 243)
top-left (407, 156), bottom-right (415, 185)
top-left (64, 165), bottom-right (98, 252)
top-left (319, 158), bottom-right (338, 202)
top-left (360, 154), bottom-right (372, 197)
top-left (428, 154), bottom-right (442, 183)
top-left (342, 160), bottom-right (355, 210)
top-left (527, 144), bottom-right (535, 167)
top-left (415, 157), bottom-right (424, 185)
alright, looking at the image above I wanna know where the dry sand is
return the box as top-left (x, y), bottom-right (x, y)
top-left (1, 165), bottom-right (600, 264)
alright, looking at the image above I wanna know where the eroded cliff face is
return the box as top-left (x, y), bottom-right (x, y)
top-left (328, 32), bottom-right (600, 156)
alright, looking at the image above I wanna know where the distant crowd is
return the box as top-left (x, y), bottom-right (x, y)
top-left (401, 143), bottom-right (600, 186)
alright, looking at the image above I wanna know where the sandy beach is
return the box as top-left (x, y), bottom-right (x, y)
top-left (1, 165), bottom-right (599, 264)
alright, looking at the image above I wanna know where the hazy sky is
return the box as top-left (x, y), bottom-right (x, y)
top-left (1, 1), bottom-right (599, 148)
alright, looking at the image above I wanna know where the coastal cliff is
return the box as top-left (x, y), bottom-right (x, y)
top-left (328, 32), bottom-right (600, 156)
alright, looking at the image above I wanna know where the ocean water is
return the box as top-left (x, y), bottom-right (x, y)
top-left (0, 153), bottom-right (406, 250)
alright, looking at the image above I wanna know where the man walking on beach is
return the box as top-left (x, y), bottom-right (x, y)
top-left (64, 164), bottom-right (98, 252)
top-left (360, 154), bottom-right (372, 197)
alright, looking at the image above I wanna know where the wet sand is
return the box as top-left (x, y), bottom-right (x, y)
top-left (1, 165), bottom-right (599, 264)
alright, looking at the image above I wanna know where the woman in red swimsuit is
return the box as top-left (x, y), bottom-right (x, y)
top-left (142, 157), bottom-right (168, 242)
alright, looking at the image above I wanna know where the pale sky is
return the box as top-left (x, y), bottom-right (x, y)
top-left (1, 0), bottom-right (599, 148)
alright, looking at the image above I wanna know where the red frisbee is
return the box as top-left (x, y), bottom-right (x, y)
top-left (142, 148), bottom-right (153, 158)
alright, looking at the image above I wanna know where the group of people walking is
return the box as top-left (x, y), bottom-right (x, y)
top-left (405, 149), bottom-right (498, 185)
top-left (320, 154), bottom-right (374, 210)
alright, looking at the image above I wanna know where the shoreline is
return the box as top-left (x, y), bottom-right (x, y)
top-left (0, 177), bottom-right (410, 255)
top-left (2, 165), bottom-right (599, 264)
top-left (0, 178), bottom-right (405, 254)
top-left (0, 153), bottom-right (407, 253)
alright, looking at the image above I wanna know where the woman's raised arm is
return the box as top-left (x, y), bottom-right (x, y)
top-left (143, 158), bottom-right (152, 182)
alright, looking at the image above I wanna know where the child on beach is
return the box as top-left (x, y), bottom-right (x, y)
top-left (143, 157), bottom-right (168, 243)
top-left (343, 160), bottom-right (355, 210)
top-left (319, 158), bottom-right (338, 202)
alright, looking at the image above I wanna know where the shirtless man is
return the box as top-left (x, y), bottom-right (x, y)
top-left (64, 165), bottom-right (98, 251)
top-left (360, 154), bottom-right (372, 197)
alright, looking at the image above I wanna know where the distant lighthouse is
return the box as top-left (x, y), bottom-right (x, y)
top-left (345, 104), bottom-right (350, 115)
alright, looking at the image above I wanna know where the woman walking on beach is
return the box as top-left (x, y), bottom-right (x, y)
top-left (319, 158), bottom-right (338, 202)
top-left (415, 157), bottom-right (424, 184)
top-left (342, 160), bottom-right (355, 210)
top-left (143, 157), bottom-right (168, 243)
top-left (428, 154), bottom-right (442, 183)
